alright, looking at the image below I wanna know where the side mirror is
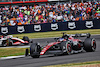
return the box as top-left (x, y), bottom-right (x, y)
top-left (46, 41), bottom-right (49, 44)
top-left (54, 37), bottom-right (59, 41)
top-left (30, 40), bottom-right (33, 43)
top-left (75, 34), bottom-right (78, 37)
top-left (87, 33), bottom-right (91, 38)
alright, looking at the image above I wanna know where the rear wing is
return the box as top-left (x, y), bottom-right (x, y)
top-left (61, 32), bottom-right (91, 38)
top-left (67, 33), bottom-right (91, 38)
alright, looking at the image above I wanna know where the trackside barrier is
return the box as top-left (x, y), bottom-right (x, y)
top-left (0, 19), bottom-right (100, 35)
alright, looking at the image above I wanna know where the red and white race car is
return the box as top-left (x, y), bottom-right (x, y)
top-left (25, 33), bottom-right (96, 58)
top-left (0, 35), bottom-right (29, 47)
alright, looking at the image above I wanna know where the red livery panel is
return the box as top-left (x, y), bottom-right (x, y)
top-left (40, 42), bottom-right (60, 55)
top-left (0, 0), bottom-right (48, 5)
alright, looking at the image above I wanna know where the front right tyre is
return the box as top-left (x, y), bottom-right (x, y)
top-left (61, 41), bottom-right (72, 55)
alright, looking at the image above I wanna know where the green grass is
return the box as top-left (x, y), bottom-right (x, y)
top-left (43, 61), bottom-right (100, 67)
top-left (0, 48), bottom-right (27, 58)
top-left (12, 29), bottom-right (100, 39)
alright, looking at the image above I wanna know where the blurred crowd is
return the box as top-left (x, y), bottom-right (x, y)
top-left (0, 1), bottom-right (100, 26)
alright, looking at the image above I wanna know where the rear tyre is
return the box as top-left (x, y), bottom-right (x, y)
top-left (84, 38), bottom-right (96, 52)
top-left (22, 36), bottom-right (29, 42)
top-left (30, 43), bottom-right (41, 58)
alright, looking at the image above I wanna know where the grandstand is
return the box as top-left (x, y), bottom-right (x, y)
top-left (0, 0), bottom-right (100, 26)
top-left (0, 0), bottom-right (99, 5)
top-left (0, 0), bottom-right (98, 4)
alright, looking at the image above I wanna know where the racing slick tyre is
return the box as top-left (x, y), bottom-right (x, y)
top-left (84, 38), bottom-right (96, 52)
top-left (2, 40), bottom-right (7, 47)
top-left (22, 36), bottom-right (29, 42)
top-left (30, 43), bottom-right (41, 58)
top-left (2, 39), bottom-right (12, 47)
top-left (61, 41), bottom-right (72, 55)
top-left (8, 39), bottom-right (13, 46)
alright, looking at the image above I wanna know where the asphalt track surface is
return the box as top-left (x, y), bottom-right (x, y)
top-left (0, 35), bottom-right (100, 67)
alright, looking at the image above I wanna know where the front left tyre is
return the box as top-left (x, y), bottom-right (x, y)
top-left (30, 43), bottom-right (41, 58)
top-left (8, 39), bottom-right (13, 46)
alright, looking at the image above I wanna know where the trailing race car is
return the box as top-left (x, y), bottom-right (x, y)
top-left (0, 34), bottom-right (29, 47)
top-left (25, 33), bottom-right (96, 58)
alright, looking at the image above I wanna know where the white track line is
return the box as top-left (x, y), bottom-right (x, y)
top-left (0, 55), bottom-right (25, 60)
top-left (0, 46), bottom-right (30, 48)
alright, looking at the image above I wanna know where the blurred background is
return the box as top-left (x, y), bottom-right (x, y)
top-left (0, 0), bottom-right (100, 26)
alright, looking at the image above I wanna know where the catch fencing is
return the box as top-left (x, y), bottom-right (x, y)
top-left (0, 19), bottom-right (100, 35)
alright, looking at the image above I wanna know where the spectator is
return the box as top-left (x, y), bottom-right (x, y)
top-left (0, 15), bottom-right (2, 24)
top-left (0, 1), bottom-right (100, 26)
top-left (63, 13), bottom-right (69, 22)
